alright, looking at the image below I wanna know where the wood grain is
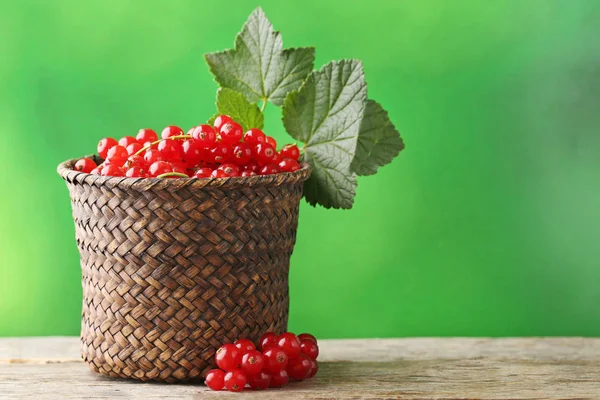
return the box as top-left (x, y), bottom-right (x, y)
top-left (1, 337), bottom-right (599, 399)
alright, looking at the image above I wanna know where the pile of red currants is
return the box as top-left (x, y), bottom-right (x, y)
top-left (73, 115), bottom-right (302, 178)
top-left (205, 331), bottom-right (319, 392)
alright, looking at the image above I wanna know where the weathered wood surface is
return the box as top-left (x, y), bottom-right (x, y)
top-left (0, 337), bottom-right (599, 399)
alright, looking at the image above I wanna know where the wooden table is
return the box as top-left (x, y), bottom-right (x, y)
top-left (0, 337), bottom-right (598, 399)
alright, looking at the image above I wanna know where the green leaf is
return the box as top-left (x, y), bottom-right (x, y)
top-left (351, 100), bottom-right (405, 176)
top-left (282, 59), bottom-right (367, 209)
top-left (204, 7), bottom-right (315, 107)
top-left (214, 88), bottom-right (264, 131)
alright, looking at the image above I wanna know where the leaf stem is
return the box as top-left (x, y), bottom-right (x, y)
top-left (133, 135), bottom-right (192, 156)
top-left (260, 98), bottom-right (267, 113)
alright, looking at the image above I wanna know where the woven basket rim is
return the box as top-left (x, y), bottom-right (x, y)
top-left (57, 157), bottom-right (311, 190)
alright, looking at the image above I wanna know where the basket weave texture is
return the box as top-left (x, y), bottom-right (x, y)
top-left (57, 157), bottom-right (310, 382)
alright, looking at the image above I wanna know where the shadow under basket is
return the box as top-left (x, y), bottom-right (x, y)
top-left (57, 157), bottom-right (311, 382)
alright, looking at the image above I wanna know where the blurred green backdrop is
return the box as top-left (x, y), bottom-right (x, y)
top-left (1, 0), bottom-right (599, 338)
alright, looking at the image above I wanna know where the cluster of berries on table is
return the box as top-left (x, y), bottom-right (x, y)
top-left (73, 115), bottom-right (302, 178)
top-left (205, 331), bottom-right (319, 392)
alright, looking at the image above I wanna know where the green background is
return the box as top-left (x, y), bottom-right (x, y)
top-left (1, 0), bottom-right (599, 338)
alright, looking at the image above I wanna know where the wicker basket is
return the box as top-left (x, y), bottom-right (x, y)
top-left (57, 157), bottom-right (311, 382)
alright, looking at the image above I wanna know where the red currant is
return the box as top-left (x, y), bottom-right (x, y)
top-left (278, 158), bottom-right (301, 173)
top-left (136, 128), bottom-right (158, 143)
top-left (269, 369), bottom-right (289, 388)
top-left (161, 125), bottom-right (184, 139)
top-left (259, 164), bottom-right (279, 175)
top-left (265, 136), bottom-right (277, 149)
top-left (142, 140), bottom-right (158, 150)
top-left (217, 163), bottom-right (240, 177)
top-left (148, 161), bottom-right (172, 177)
top-left (280, 144), bottom-right (300, 160)
top-left (234, 339), bottom-right (256, 354)
top-left (213, 115), bottom-right (232, 131)
top-left (98, 137), bottom-right (118, 159)
top-left (215, 344), bottom-right (242, 372)
top-left (243, 128), bottom-right (266, 145)
top-left (194, 167), bottom-right (213, 178)
top-left (287, 354), bottom-right (312, 381)
top-left (187, 126), bottom-right (196, 136)
top-left (211, 169), bottom-right (228, 178)
top-left (298, 333), bottom-right (317, 344)
top-left (125, 154), bottom-right (145, 169)
top-left (254, 143), bottom-right (276, 165)
top-left (241, 171), bottom-right (256, 177)
top-left (74, 158), bottom-right (97, 173)
top-left (224, 369), bottom-right (247, 392)
top-left (243, 160), bottom-right (260, 173)
top-left (100, 164), bottom-right (124, 177)
top-left (125, 166), bottom-right (146, 178)
top-left (205, 369), bottom-right (225, 391)
top-left (300, 339), bottom-right (319, 360)
top-left (231, 143), bottom-right (253, 165)
top-left (158, 139), bottom-right (183, 160)
top-left (263, 347), bottom-right (288, 373)
top-left (260, 332), bottom-right (278, 351)
top-left (118, 136), bottom-right (137, 148)
top-left (209, 142), bottom-right (232, 164)
top-left (247, 370), bottom-right (271, 390)
top-left (192, 125), bottom-right (217, 147)
top-left (106, 145), bottom-right (129, 166)
top-left (240, 350), bottom-right (264, 376)
top-left (219, 121), bottom-right (243, 144)
top-left (144, 149), bottom-right (164, 165)
top-left (90, 167), bottom-right (102, 175)
top-left (181, 139), bottom-right (203, 167)
top-left (126, 142), bottom-right (144, 156)
top-left (307, 359), bottom-right (318, 379)
top-left (277, 332), bottom-right (301, 359)
top-left (272, 151), bottom-right (282, 164)
top-left (170, 161), bottom-right (187, 174)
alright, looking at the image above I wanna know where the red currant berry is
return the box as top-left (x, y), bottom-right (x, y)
top-left (100, 164), bottom-right (124, 177)
top-left (148, 161), bottom-right (172, 177)
top-left (98, 137), bottom-right (118, 159)
top-left (263, 347), bottom-right (288, 373)
top-left (219, 121), bottom-right (243, 144)
top-left (142, 140), bottom-right (158, 150)
top-left (265, 136), bottom-right (277, 149)
top-left (125, 154), bottom-right (145, 169)
top-left (181, 139), bottom-right (203, 167)
top-left (277, 332), bottom-right (301, 359)
top-left (158, 139), bottom-right (183, 160)
top-left (213, 115), bottom-right (232, 131)
top-left (106, 145), bottom-right (129, 166)
top-left (125, 166), bottom-right (146, 178)
top-left (272, 151), bottom-right (282, 164)
top-left (205, 369), bottom-right (225, 391)
top-left (224, 369), bottom-right (247, 392)
top-left (254, 143), bottom-right (276, 165)
top-left (126, 142), bottom-right (144, 156)
top-left (259, 164), bottom-right (279, 175)
top-left (118, 136), bottom-right (137, 148)
top-left (194, 167), bottom-right (213, 178)
top-left (90, 167), bottom-right (101, 175)
top-left (241, 171), bottom-right (256, 177)
top-left (298, 333), bottom-right (317, 343)
top-left (269, 369), bottom-right (289, 388)
top-left (247, 370), bottom-right (271, 390)
top-left (144, 149), bottom-right (164, 166)
top-left (209, 142), bottom-right (232, 164)
top-left (161, 125), bottom-right (184, 139)
top-left (74, 158), bottom-right (97, 174)
top-left (231, 143), bottom-right (253, 165)
top-left (187, 126), bottom-right (196, 136)
top-left (240, 350), bottom-right (264, 376)
top-left (260, 332), bottom-right (279, 351)
top-left (307, 359), bottom-right (318, 379)
top-left (136, 128), bottom-right (158, 143)
top-left (278, 158), bottom-right (301, 173)
top-left (170, 161), bottom-right (187, 174)
top-left (280, 144), bottom-right (300, 160)
top-left (288, 354), bottom-right (312, 381)
top-left (217, 163), bottom-right (240, 177)
top-left (243, 128), bottom-right (266, 145)
top-left (215, 344), bottom-right (242, 372)
top-left (300, 339), bottom-right (319, 360)
top-left (234, 339), bottom-right (256, 354)
top-left (243, 160), bottom-right (260, 173)
top-left (211, 169), bottom-right (228, 178)
top-left (192, 125), bottom-right (217, 147)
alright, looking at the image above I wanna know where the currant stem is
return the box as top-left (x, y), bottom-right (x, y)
top-left (156, 172), bottom-right (189, 179)
top-left (133, 134), bottom-right (192, 156)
